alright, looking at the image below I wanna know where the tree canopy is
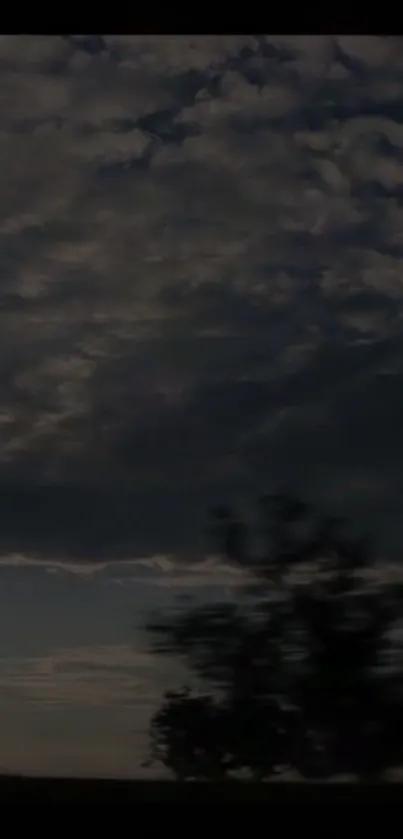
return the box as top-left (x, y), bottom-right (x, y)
top-left (145, 492), bottom-right (403, 781)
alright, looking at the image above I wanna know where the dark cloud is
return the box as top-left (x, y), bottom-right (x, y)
top-left (2, 35), bottom-right (403, 558)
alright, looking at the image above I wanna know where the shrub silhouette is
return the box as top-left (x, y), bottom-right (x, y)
top-left (146, 492), bottom-right (403, 781)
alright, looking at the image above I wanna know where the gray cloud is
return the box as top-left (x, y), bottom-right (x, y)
top-left (2, 35), bottom-right (403, 558)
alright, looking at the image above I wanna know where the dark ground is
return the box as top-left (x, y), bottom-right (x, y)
top-left (0, 776), bottom-right (402, 806)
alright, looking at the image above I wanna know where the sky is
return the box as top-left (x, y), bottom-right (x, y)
top-left (0, 553), bottom-right (246, 777)
top-left (2, 33), bottom-right (403, 776)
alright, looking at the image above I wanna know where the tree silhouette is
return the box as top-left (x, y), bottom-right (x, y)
top-left (146, 492), bottom-right (403, 781)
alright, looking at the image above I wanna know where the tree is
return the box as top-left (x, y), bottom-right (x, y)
top-left (146, 492), bottom-right (403, 781)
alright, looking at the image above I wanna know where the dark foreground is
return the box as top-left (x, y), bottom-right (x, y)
top-left (0, 775), bottom-right (402, 806)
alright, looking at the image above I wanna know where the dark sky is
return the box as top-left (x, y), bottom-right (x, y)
top-left (2, 35), bottom-right (403, 559)
top-left (2, 35), bottom-right (403, 777)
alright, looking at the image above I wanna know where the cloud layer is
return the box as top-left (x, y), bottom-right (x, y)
top-left (2, 36), bottom-right (403, 557)
top-left (0, 641), bottom-right (174, 777)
